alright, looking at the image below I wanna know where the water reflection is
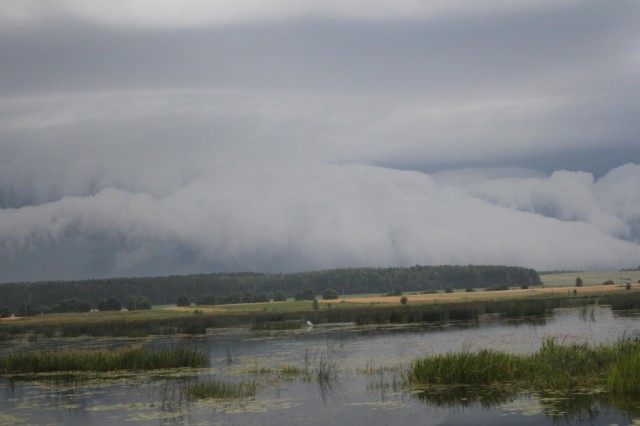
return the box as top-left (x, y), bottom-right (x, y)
top-left (413, 384), bottom-right (638, 425)
top-left (413, 384), bottom-right (519, 409)
top-left (0, 306), bottom-right (639, 425)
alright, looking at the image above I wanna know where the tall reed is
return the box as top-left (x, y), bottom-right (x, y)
top-left (608, 349), bottom-right (640, 393)
top-left (0, 347), bottom-right (209, 374)
top-left (410, 338), bottom-right (640, 393)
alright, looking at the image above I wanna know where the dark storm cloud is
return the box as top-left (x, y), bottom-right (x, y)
top-left (1, 1), bottom-right (637, 98)
top-left (0, 0), bottom-right (639, 282)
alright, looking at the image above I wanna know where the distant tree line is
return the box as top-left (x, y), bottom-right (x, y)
top-left (0, 265), bottom-right (540, 315)
top-left (6, 296), bottom-right (152, 317)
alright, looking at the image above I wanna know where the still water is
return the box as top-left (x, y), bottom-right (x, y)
top-left (2, 306), bottom-right (639, 425)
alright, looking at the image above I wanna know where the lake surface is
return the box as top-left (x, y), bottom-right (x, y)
top-left (2, 306), bottom-right (640, 425)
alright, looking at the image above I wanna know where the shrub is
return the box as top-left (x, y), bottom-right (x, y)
top-left (97, 297), bottom-right (122, 312)
top-left (387, 285), bottom-right (403, 297)
top-left (444, 288), bottom-right (454, 294)
top-left (53, 299), bottom-right (91, 313)
top-left (176, 295), bottom-right (190, 307)
top-left (127, 296), bottom-right (152, 311)
top-left (400, 296), bottom-right (408, 305)
top-left (196, 294), bottom-right (219, 305)
top-left (273, 291), bottom-right (287, 302)
top-left (295, 289), bottom-right (315, 301)
top-left (323, 288), bottom-right (339, 300)
top-left (575, 277), bottom-right (583, 287)
top-left (485, 285), bottom-right (509, 291)
top-left (603, 280), bottom-right (615, 285)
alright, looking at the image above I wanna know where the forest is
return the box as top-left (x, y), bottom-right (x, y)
top-left (0, 265), bottom-right (540, 314)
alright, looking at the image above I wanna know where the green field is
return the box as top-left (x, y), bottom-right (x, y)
top-left (539, 270), bottom-right (640, 287)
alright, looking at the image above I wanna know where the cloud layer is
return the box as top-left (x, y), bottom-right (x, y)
top-left (1, 153), bottom-right (639, 281)
top-left (1, 1), bottom-right (639, 281)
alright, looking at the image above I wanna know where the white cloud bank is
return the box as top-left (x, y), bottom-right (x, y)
top-left (1, 160), bottom-right (639, 282)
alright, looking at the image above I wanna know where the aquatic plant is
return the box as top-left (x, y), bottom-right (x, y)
top-left (187, 378), bottom-right (256, 399)
top-left (315, 355), bottom-right (339, 384)
top-left (411, 349), bottom-right (526, 385)
top-left (410, 338), bottom-right (640, 394)
top-left (0, 347), bottom-right (209, 374)
top-left (250, 320), bottom-right (303, 330)
top-left (607, 349), bottom-right (640, 393)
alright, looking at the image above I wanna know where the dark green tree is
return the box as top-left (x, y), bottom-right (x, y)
top-left (273, 291), bottom-right (287, 302)
top-left (575, 277), bottom-right (583, 287)
top-left (295, 288), bottom-right (315, 301)
top-left (53, 299), bottom-right (91, 313)
top-left (97, 296), bottom-right (121, 311)
top-left (252, 293), bottom-right (269, 303)
top-left (387, 285), bottom-right (403, 296)
top-left (176, 295), bottom-right (190, 307)
top-left (15, 303), bottom-right (36, 317)
top-left (0, 306), bottom-right (11, 318)
top-left (196, 294), bottom-right (219, 305)
top-left (323, 288), bottom-right (338, 300)
top-left (127, 296), bottom-right (151, 311)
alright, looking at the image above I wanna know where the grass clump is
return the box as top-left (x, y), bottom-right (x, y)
top-left (0, 347), bottom-right (209, 374)
top-left (411, 349), bottom-right (525, 385)
top-left (187, 379), bottom-right (256, 399)
top-left (410, 338), bottom-right (640, 394)
top-left (608, 349), bottom-right (640, 393)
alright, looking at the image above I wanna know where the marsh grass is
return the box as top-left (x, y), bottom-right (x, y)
top-left (315, 355), bottom-right (339, 384)
top-left (250, 320), bottom-right (304, 330)
top-left (607, 349), bottom-right (640, 393)
top-left (0, 347), bottom-right (209, 374)
top-left (410, 338), bottom-right (640, 394)
top-left (3, 290), bottom-right (639, 338)
top-left (186, 378), bottom-right (257, 399)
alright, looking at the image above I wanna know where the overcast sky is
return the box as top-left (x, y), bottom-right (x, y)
top-left (1, 0), bottom-right (639, 282)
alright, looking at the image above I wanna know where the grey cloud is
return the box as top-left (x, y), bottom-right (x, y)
top-left (1, 1), bottom-right (639, 282)
top-left (1, 2), bottom-right (638, 100)
top-left (2, 91), bottom-right (637, 210)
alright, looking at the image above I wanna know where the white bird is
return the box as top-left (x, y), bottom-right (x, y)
top-left (306, 320), bottom-right (314, 327)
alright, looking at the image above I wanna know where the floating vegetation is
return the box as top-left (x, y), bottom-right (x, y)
top-left (410, 337), bottom-right (640, 394)
top-left (344, 400), bottom-right (411, 410)
top-left (0, 347), bottom-right (209, 374)
top-left (186, 378), bottom-right (257, 399)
